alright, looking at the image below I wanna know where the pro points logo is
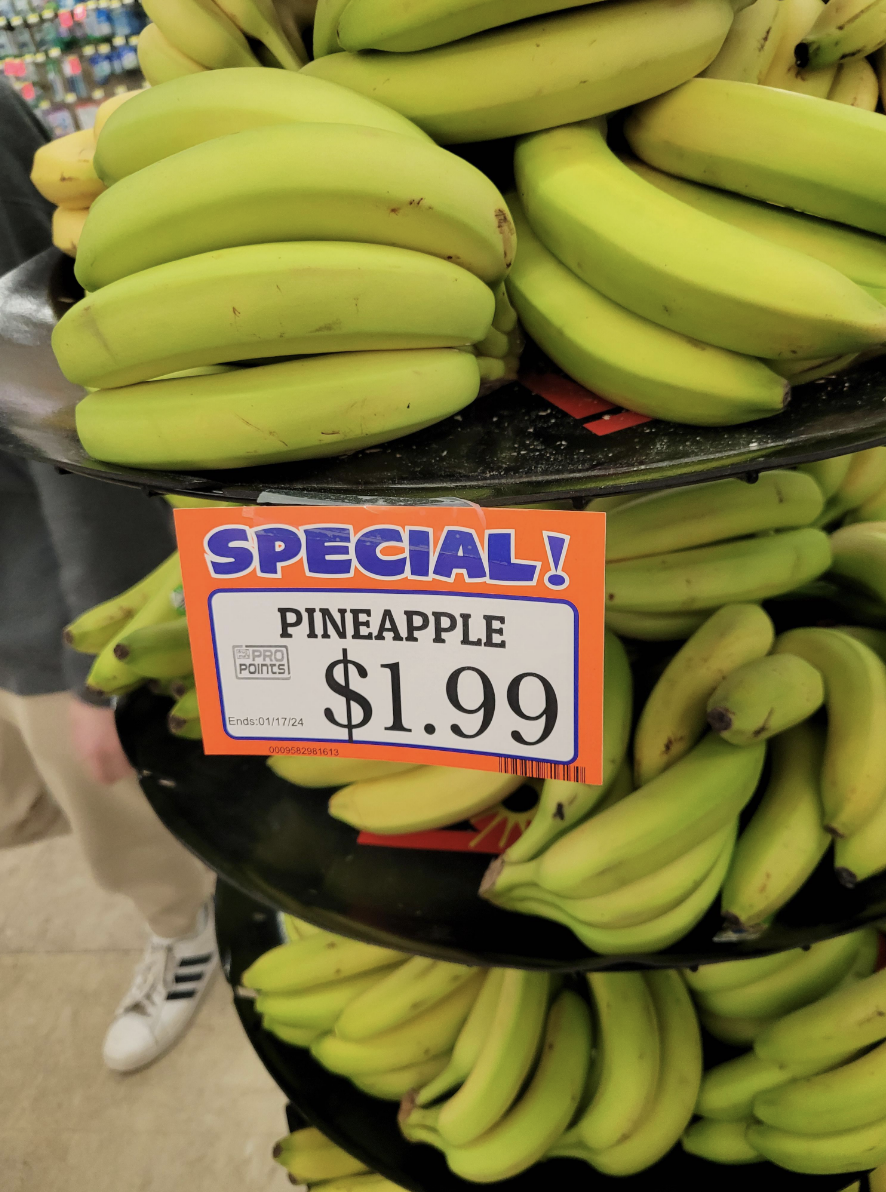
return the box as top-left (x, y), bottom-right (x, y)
top-left (233, 645), bottom-right (290, 679)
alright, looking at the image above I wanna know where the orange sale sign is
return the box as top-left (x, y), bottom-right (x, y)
top-left (174, 505), bottom-right (606, 783)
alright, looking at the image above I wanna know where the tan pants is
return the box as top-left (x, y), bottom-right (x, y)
top-left (0, 687), bottom-right (213, 938)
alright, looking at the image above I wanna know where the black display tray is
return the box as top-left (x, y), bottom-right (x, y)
top-left (4, 248), bottom-right (886, 506)
top-left (216, 881), bottom-right (870, 1192)
top-left (119, 686), bottom-right (886, 972)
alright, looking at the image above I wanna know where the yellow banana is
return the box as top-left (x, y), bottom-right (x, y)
top-left (762, 0), bottom-right (837, 97)
top-left (830, 522), bottom-right (886, 603)
top-left (682, 1118), bottom-right (761, 1164)
top-left (31, 129), bottom-right (104, 209)
top-left (312, 0), bottom-right (348, 53)
top-left (820, 447), bottom-right (886, 522)
top-left (64, 551), bottom-right (180, 654)
top-left (254, 966), bottom-right (401, 1030)
top-left (52, 207), bottom-right (89, 259)
top-left (262, 1017), bottom-right (324, 1046)
top-left (748, 1117), bottom-right (886, 1174)
top-left (605, 608), bottom-right (709, 641)
top-left (113, 618), bottom-right (191, 681)
top-left (800, 455), bottom-right (854, 500)
top-left (697, 1049), bottom-right (853, 1122)
top-left (242, 935), bottom-right (405, 994)
top-left (141, 0), bottom-right (260, 68)
top-left (137, 22), bottom-right (208, 83)
top-left (273, 1128), bottom-right (369, 1182)
top-left (798, 0), bottom-right (886, 69)
top-left (684, 949), bottom-right (803, 995)
top-left (213, 0), bottom-right (305, 68)
top-left (706, 653), bottom-right (825, 746)
top-left (701, 1010), bottom-right (776, 1046)
top-left (415, 968), bottom-right (505, 1106)
top-left (829, 56), bottom-right (881, 108)
top-left (167, 686), bottom-right (201, 740)
top-left (352, 1053), bottom-right (451, 1100)
top-left (702, 0), bottom-right (788, 82)
top-left (268, 755), bottom-right (419, 788)
top-left (335, 957), bottom-right (477, 1041)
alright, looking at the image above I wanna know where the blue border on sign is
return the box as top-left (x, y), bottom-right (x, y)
top-left (207, 587), bottom-right (582, 766)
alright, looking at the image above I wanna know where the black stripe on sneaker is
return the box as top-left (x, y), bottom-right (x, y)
top-left (166, 989), bottom-right (197, 1000)
top-left (178, 954), bottom-right (213, 967)
top-left (174, 972), bottom-right (203, 984)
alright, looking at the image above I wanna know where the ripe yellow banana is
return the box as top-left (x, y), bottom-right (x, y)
top-left (762, 0), bottom-right (837, 96)
top-left (352, 1053), bottom-right (450, 1100)
top-left (517, 118), bottom-right (884, 359)
top-left (682, 1118), bottom-right (761, 1164)
top-left (625, 78), bottom-right (886, 240)
top-left (273, 1127), bottom-right (369, 1182)
top-left (302, 0), bottom-right (736, 144)
top-left (773, 627), bottom-right (886, 837)
top-left (720, 722), bottom-right (830, 930)
top-left (798, 0), bottom-right (886, 69)
top-left (137, 22), bottom-right (208, 83)
top-left (75, 349), bottom-right (481, 471)
top-left (94, 69), bottom-right (429, 185)
top-left (415, 968), bottom-right (504, 1106)
top-left (64, 551), bottom-right (180, 654)
top-left (830, 56), bottom-right (881, 108)
top-left (313, 0), bottom-right (348, 53)
top-left (52, 207), bottom-right (89, 259)
top-left (335, 957), bottom-right (477, 1041)
top-left (697, 1048), bottom-right (852, 1122)
top-left (268, 755), bottom-right (419, 788)
top-left (113, 618), bottom-right (192, 681)
top-left (633, 603), bottom-right (775, 785)
top-left (684, 949), bottom-right (802, 995)
top-left (748, 1116), bottom-right (886, 1174)
top-left (255, 966), bottom-right (400, 1030)
top-left (505, 197), bottom-right (787, 426)
top-left (706, 653), bottom-right (825, 746)
top-left (214, 0), bottom-right (304, 68)
top-left (242, 935), bottom-right (405, 995)
top-left (141, 0), bottom-right (260, 68)
top-left (702, 0), bottom-right (787, 82)
top-left (31, 129), bottom-right (104, 209)
top-left (262, 1017), bottom-right (324, 1046)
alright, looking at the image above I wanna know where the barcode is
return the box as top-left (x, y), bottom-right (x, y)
top-left (498, 758), bottom-right (586, 782)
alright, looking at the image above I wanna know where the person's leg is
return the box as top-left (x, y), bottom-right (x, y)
top-left (0, 687), bottom-right (69, 847)
top-left (9, 688), bottom-right (218, 1071)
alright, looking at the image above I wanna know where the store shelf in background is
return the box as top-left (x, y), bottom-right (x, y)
top-left (119, 687), bottom-right (886, 971)
top-left (4, 249), bottom-right (886, 505)
top-left (216, 881), bottom-right (870, 1192)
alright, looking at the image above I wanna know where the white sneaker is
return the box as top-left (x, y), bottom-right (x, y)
top-left (103, 900), bottom-right (218, 1073)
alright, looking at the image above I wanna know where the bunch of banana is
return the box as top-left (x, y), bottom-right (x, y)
top-left (273, 1125), bottom-right (407, 1191)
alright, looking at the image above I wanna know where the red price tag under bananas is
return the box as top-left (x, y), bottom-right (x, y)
top-left (174, 505), bottom-right (605, 783)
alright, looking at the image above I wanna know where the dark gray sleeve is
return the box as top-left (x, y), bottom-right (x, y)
top-left (27, 462), bottom-right (176, 694)
top-left (0, 80), bottom-right (53, 278)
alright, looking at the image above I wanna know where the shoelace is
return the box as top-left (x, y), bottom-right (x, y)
top-left (115, 938), bottom-right (173, 1018)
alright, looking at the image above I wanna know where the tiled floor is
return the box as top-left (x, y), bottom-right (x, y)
top-left (0, 833), bottom-right (289, 1191)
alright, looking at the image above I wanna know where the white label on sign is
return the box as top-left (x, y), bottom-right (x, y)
top-left (208, 587), bottom-right (578, 767)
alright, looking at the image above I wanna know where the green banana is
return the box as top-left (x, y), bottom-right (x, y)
top-left (273, 1128), bottom-right (369, 1182)
top-left (76, 124), bottom-right (514, 292)
top-left (606, 529), bottom-right (832, 615)
top-left (706, 654), bottom-right (825, 746)
top-left (701, 1010), bottom-right (776, 1046)
top-left (773, 627), bottom-right (886, 837)
top-left (503, 630), bottom-right (632, 863)
top-left (168, 686), bottom-right (201, 740)
top-left (213, 0), bottom-right (304, 69)
top-left (55, 242), bottom-right (495, 389)
top-left (312, 0), bottom-right (348, 54)
top-left (747, 1117), bottom-right (886, 1174)
top-left (633, 603), bottom-right (775, 785)
top-left (829, 55), bottom-right (881, 108)
top-left (242, 936), bottom-right (405, 995)
top-left (262, 1017), bottom-right (325, 1046)
top-left (605, 609), bottom-right (709, 641)
top-left (352, 1054), bottom-right (451, 1100)
top-left (516, 118), bottom-right (886, 360)
top-left (720, 722), bottom-right (830, 930)
top-left (311, 972), bottom-right (483, 1076)
top-left (335, 957), bottom-right (477, 1041)
top-left (94, 68), bottom-right (429, 185)
top-left (557, 972), bottom-right (660, 1152)
top-left (137, 22), bottom-right (207, 85)
top-left (435, 969), bottom-right (551, 1146)
top-left (415, 968), bottom-right (505, 1106)
top-left (505, 196), bottom-right (788, 427)
top-left (830, 523), bottom-right (886, 603)
top-left (268, 755), bottom-right (419, 788)
top-left (605, 472), bottom-right (824, 562)
top-left (799, 455), bottom-right (854, 500)
top-left (440, 990), bottom-right (592, 1182)
top-left (141, 0), bottom-right (260, 68)
top-left (328, 766), bottom-right (522, 835)
top-left (697, 1049), bottom-right (848, 1122)
top-left (820, 448), bottom-right (886, 523)
top-left (254, 967), bottom-right (401, 1030)
top-left (587, 971), bottom-right (702, 1175)
top-left (845, 484), bottom-right (886, 523)
top-left (113, 618), bottom-right (192, 681)
top-left (798, 0), bottom-right (886, 70)
top-left (768, 353), bottom-right (859, 384)
top-left (701, 0), bottom-right (787, 82)
top-left (761, 0), bottom-right (836, 96)
top-left (835, 792), bottom-right (886, 884)
top-left (75, 349), bottom-right (482, 471)
top-left (684, 949), bottom-right (803, 995)
top-left (302, 0), bottom-right (736, 144)
top-left (682, 1118), bottom-right (761, 1164)
top-left (64, 551), bottom-right (180, 654)
top-left (625, 78), bottom-right (886, 240)
top-left (308, 1178), bottom-right (402, 1192)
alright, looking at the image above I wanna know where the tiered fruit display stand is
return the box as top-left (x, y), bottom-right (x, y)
top-left (4, 246), bottom-right (886, 1190)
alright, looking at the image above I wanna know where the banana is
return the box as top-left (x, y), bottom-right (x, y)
top-left (335, 957), bottom-right (477, 1041)
top-left (625, 78), bottom-right (886, 240)
top-left (587, 971), bottom-right (702, 1176)
top-left (607, 473), bottom-right (824, 563)
top-left (435, 970), bottom-right (551, 1146)
top-left (302, 0), bottom-right (736, 144)
top-left (242, 936), bottom-right (405, 994)
top-left (798, 0), bottom-right (886, 69)
top-left (748, 1117), bottom-right (886, 1174)
top-left (311, 971), bottom-right (483, 1076)
top-left (720, 722), bottom-right (830, 930)
top-left (697, 1050), bottom-right (846, 1121)
top-left (352, 1054), bottom-right (451, 1100)
top-left (505, 197), bottom-right (788, 427)
top-left (77, 125), bottom-right (513, 293)
top-left (141, 0), bottom-right (260, 68)
top-left (31, 129), bottom-right (104, 209)
top-left (54, 242), bottom-right (496, 390)
top-left (755, 965), bottom-right (886, 1069)
top-left (432, 990), bottom-right (590, 1182)
top-left (762, 0), bottom-right (837, 96)
top-left (559, 972), bottom-right (660, 1152)
top-left (706, 654), bottom-right (825, 746)
top-left (845, 483), bottom-right (886, 523)
top-left (52, 207), bottom-right (89, 259)
top-left (695, 931), bottom-right (864, 1019)
top-left (268, 755), bottom-right (419, 788)
top-left (503, 630), bottom-right (632, 863)
top-left (413, 969), bottom-right (503, 1106)
top-left (830, 522), bottom-right (886, 603)
top-left (800, 455), bottom-right (854, 500)
top-left (702, 0), bottom-right (788, 82)
top-left (213, 0), bottom-right (305, 68)
top-left (92, 90), bottom-right (140, 140)
top-left (113, 619), bottom-right (192, 680)
top-left (262, 1017), bottom-right (324, 1046)
top-left (835, 791), bottom-right (886, 883)
top-left (605, 609), bottom-right (709, 641)
top-left (633, 603), bottom-right (775, 784)
top-left (606, 529), bottom-right (833, 614)
top-left (517, 119), bottom-right (885, 360)
top-left (684, 948), bottom-right (803, 995)
top-left (773, 627), bottom-right (886, 837)
top-left (137, 22), bottom-right (208, 83)
top-left (254, 967), bottom-right (401, 1030)
top-left (64, 552), bottom-right (180, 654)
top-left (682, 1118), bottom-right (761, 1164)
top-left (626, 158), bottom-right (886, 297)
top-left (821, 447), bottom-right (886, 522)
top-left (830, 56), bottom-right (881, 108)
top-left (274, 1128), bottom-right (369, 1181)
top-left (311, 1179), bottom-right (404, 1192)
top-left (75, 349), bottom-right (482, 471)
top-left (701, 1010), bottom-right (776, 1045)
top-left (313, 0), bottom-right (348, 53)
top-left (769, 353), bottom-right (860, 383)
top-left (168, 687), bottom-right (201, 739)
top-left (94, 69), bottom-right (430, 185)
top-left (328, 766), bottom-right (522, 835)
